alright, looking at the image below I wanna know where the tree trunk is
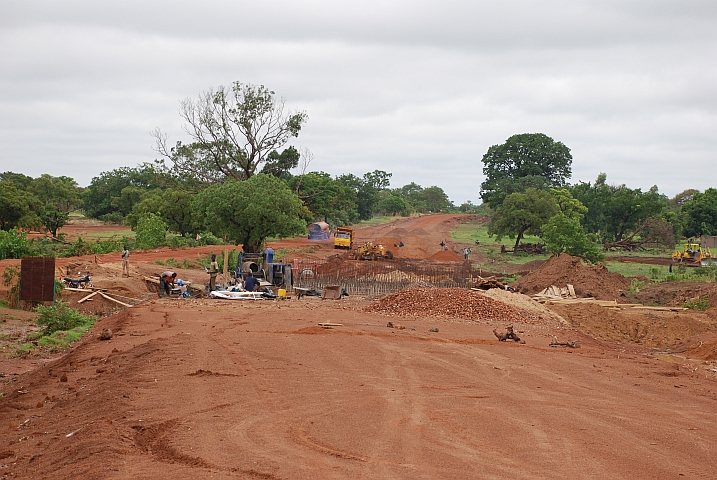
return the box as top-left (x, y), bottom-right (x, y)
top-left (513, 231), bottom-right (524, 252)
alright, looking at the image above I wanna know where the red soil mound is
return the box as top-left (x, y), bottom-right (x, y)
top-left (513, 253), bottom-right (631, 301)
top-left (429, 250), bottom-right (464, 262)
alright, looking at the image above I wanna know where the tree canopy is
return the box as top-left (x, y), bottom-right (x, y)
top-left (569, 174), bottom-right (668, 242)
top-left (681, 188), bottom-right (717, 237)
top-left (480, 133), bottom-right (572, 209)
top-left (192, 174), bottom-right (306, 252)
top-left (487, 188), bottom-right (559, 249)
top-left (154, 82), bottom-right (308, 182)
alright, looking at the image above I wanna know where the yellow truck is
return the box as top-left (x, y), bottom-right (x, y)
top-left (334, 227), bottom-right (354, 249)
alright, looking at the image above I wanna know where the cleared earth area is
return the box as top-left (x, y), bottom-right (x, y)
top-left (1, 214), bottom-right (717, 479)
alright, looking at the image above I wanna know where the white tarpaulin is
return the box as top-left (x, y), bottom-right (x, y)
top-left (209, 291), bottom-right (264, 300)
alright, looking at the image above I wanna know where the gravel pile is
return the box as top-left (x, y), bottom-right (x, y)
top-left (363, 287), bottom-right (545, 324)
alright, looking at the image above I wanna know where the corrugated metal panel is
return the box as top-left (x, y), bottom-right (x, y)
top-left (20, 256), bottom-right (56, 302)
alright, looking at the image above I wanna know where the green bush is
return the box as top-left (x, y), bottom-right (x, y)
top-left (0, 229), bottom-right (36, 260)
top-left (684, 296), bottom-right (710, 311)
top-left (34, 301), bottom-right (96, 335)
top-left (98, 212), bottom-right (125, 224)
top-left (197, 232), bottom-right (223, 245)
top-left (134, 213), bottom-right (167, 250)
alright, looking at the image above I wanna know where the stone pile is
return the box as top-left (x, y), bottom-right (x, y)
top-left (363, 288), bottom-right (538, 324)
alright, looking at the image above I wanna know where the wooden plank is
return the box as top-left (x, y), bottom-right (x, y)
top-left (567, 284), bottom-right (576, 297)
top-left (318, 323), bottom-right (343, 327)
top-left (64, 287), bottom-right (94, 292)
top-left (78, 291), bottom-right (100, 304)
top-left (99, 292), bottom-right (132, 307)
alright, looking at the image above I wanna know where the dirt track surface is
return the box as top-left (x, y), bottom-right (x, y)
top-left (2, 298), bottom-right (717, 479)
top-left (3, 216), bottom-right (717, 478)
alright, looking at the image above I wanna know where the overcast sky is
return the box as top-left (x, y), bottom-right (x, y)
top-left (1, 1), bottom-right (715, 204)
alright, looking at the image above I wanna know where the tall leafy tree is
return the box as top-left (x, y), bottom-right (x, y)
top-left (336, 170), bottom-right (392, 220)
top-left (83, 164), bottom-right (168, 219)
top-left (419, 186), bottom-right (451, 213)
top-left (154, 82), bottom-right (308, 182)
top-left (261, 147), bottom-right (300, 181)
top-left (480, 133), bottom-right (572, 209)
top-left (570, 174), bottom-right (668, 242)
top-left (487, 188), bottom-right (559, 250)
top-left (127, 188), bottom-right (200, 236)
top-left (0, 182), bottom-right (40, 230)
top-left (0, 172), bottom-right (34, 189)
top-left (290, 172), bottom-right (358, 225)
top-left (682, 188), bottom-right (717, 237)
top-left (27, 175), bottom-right (82, 237)
top-left (193, 174), bottom-right (305, 252)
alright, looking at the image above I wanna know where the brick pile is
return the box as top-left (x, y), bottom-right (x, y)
top-left (363, 287), bottom-right (547, 325)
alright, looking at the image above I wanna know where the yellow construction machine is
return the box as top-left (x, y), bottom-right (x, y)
top-left (351, 241), bottom-right (393, 260)
top-left (672, 241), bottom-right (715, 267)
top-left (334, 227), bottom-right (354, 249)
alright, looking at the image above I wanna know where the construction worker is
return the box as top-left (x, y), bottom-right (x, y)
top-left (121, 246), bottom-right (130, 277)
top-left (207, 254), bottom-right (219, 291)
top-left (159, 271), bottom-right (176, 297)
top-left (244, 273), bottom-right (260, 292)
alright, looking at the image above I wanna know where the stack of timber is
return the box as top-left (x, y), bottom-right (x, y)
top-left (532, 284), bottom-right (687, 311)
top-left (533, 284), bottom-right (577, 301)
top-left (65, 287), bottom-right (141, 308)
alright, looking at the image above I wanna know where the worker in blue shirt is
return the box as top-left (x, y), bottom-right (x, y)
top-left (244, 273), bottom-right (260, 292)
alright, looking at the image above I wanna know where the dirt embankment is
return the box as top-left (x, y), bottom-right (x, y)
top-left (513, 253), bottom-right (632, 301)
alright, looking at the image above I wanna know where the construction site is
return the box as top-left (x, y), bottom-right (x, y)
top-left (1, 214), bottom-right (717, 479)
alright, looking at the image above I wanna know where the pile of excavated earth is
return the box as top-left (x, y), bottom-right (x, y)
top-left (512, 252), bottom-right (632, 300)
top-left (363, 287), bottom-right (562, 327)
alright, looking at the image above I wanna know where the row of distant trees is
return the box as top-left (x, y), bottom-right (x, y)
top-left (0, 81), bottom-right (464, 252)
top-left (480, 133), bottom-right (717, 262)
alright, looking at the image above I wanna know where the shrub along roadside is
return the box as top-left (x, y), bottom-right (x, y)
top-left (14, 302), bottom-right (98, 354)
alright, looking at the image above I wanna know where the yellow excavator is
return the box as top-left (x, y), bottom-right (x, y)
top-left (672, 241), bottom-right (715, 267)
top-left (351, 241), bottom-right (393, 260)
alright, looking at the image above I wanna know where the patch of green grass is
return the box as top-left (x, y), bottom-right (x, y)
top-left (450, 222), bottom-right (542, 247)
top-left (81, 229), bottom-right (135, 239)
top-left (358, 216), bottom-right (400, 226)
top-left (154, 257), bottom-right (198, 269)
top-left (604, 262), bottom-right (664, 278)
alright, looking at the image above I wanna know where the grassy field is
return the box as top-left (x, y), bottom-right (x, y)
top-left (450, 222), bottom-right (543, 247)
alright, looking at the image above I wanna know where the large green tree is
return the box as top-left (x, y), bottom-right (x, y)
top-left (541, 189), bottom-right (603, 263)
top-left (127, 188), bottom-right (200, 236)
top-left (0, 182), bottom-right (40, 230)
top-left (682, 188), bottom-right (717, 237)
top-left (27, 175), bottom-right (82, 237)
top-left (336, 170), bottom-right (392, 220)
top-left (290, 172), bottom-right (358, 225)
top-left (487, 188), bottom-right (559, 250)
top-left (83, 164), bottom-right (169, 219)
top-left (480, 133), bottom-right (572, 209)
top-left (193, 174), bottom-right (305, 252)
top-left (569, 174), bottom-right (669, 242)
top-left (154, 82), bottom-right (308, 182)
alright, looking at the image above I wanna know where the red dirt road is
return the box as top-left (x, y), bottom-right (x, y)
top-left (2, 298), bottom-right (716, 479)
top-left (2, 215), bottom-right (717, 478)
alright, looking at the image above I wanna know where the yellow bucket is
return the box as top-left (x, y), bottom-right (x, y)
top-left (278, 288), bottom-right (287, 298)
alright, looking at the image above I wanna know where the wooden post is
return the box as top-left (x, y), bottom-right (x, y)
top-left (223, 249), bottom-right (229, 276)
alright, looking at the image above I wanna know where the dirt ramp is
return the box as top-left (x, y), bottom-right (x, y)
top-left (513, 253), bottom-right (631, 301)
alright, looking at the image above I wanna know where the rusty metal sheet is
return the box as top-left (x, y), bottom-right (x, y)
top-left (20, 256), bottom-right (56, 302)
